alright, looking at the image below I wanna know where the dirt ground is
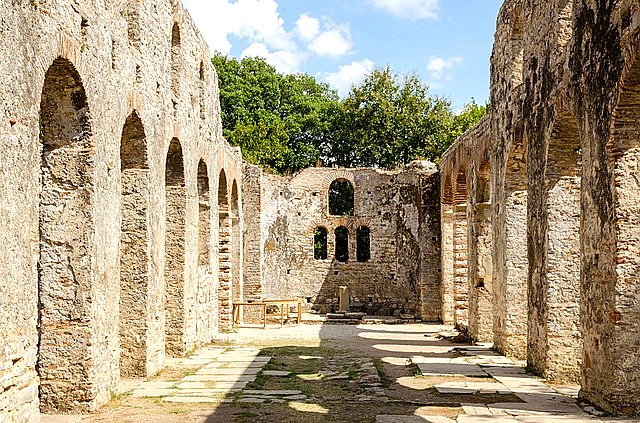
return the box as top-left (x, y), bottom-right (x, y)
top-left (42, 322), bottom-right (544, 423)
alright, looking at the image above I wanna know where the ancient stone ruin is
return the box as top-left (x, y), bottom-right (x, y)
top-left (1, 0), bottom-right (640, 421)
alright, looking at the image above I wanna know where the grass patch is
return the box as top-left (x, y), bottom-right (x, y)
top-left (373, 358), bottom-right (392, 388)
top-left (405, 361), bottom-right (422, 378)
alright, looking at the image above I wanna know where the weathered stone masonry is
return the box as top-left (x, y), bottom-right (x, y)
top-left (5, 0), bottom-right (640, 419)
top-left (0, 0), bottom-right (243, 419)
top-left (241, 164), bottom-right (441, 321)
top-left (441, 0), bottom-right (640, 415)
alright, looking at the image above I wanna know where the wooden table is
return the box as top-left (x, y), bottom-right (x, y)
top-left (232, 299), bottom-right (302, 328)
top-left (263, 299), bottom-right (302, 326)
top-left (232, 302), bottom-right (267, 328)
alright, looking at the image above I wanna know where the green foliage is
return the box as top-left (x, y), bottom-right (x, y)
top-left (212, 54), bottom-right (487, 173)
top-left (333, 66), bottom-right (454, 169)
top-left (328, 179), bottom-right (354, 216)
top-left (212, 53), bottom-right (338, 174)
top-left (313, 227), bottom-right (328, 260)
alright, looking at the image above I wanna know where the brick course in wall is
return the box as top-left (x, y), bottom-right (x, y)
top-left (0, 0), bottom-right (243, 419)
top-left (441, 0), bottom-right (640, 415)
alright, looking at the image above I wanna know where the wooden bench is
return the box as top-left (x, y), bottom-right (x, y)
top-left (232, 299), bottom-right (302, 328)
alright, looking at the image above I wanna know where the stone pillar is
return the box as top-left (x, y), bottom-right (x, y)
top-left (453, 204), bottom-right (469, 329)
top-left (441, 207), bottom-right (455, 324)
top-left (339, 286), bottom-right (350, 312)
top-left (469, 202), bottom-right (493, 342)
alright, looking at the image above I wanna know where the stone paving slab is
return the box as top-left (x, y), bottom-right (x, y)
top-left (516, 416), bottom-right (602, 422)
top-left (415, 361), bottom-right (488, 378)
top-left (162, 396), bottom-right (221, 403)
top-left (131, 388), bottom-right (177, 397)
top-left (243, 389), bottom-right (302, 396)
top-left (434, 381), bottom-right (510, 395)
top-left (178, 388), bottom-right (241, 395)
top-left (488, 402), bottom-right (587, 416)
top-left (134, 381), bottom-right (176, 389)
top-left (457, 416), bottom-right (518, 422)
top-left (376, 416), bottom-right (456, 423)
top-left (182, 374), bottom-right (256, 382)
top-left (196, 367), bottom-right (261, 375)
top-left (203, 360), bottom-right (268, 369)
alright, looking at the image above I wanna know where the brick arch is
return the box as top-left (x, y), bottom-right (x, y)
top-left (578, 57), bottom-right (640, 411)
top-left (321, 170), bottom-right (355, 189)
top-left (454, 167), bottom-right (469, 205)
top-left (442, 172), bottom-right (454, 205)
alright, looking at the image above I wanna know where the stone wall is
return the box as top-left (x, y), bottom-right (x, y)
top-left (441, 0), bottom-right (640, 415)
top-left (0, 0), bottom-right (243, 419)
top-left (242, 164), bottom-right (441, 320)
top-left (440, 117), bottom-right (493, 339)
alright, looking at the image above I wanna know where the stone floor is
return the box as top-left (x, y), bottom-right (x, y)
top-left (41, 322), bottom-right (638, 422)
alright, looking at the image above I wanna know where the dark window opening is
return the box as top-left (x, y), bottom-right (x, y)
top-left (329, 179), bottom-right (354, 216)
top-left (313, 227), bottom-right (328, 260)
top-left (335, 226), bottom-right (349, 262)
top-left (356, 226), bottom-right (371, 262)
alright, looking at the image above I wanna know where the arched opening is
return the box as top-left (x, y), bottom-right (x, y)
top-left (314, 227), bottom-right (328, 260)
top-left (453, 169), bottom-right (469, 329)
top-left (119, 111), bottom-right (153, 377)
top-left (356, 226), bottom-right (371, 262)
top-left (171, 23), bottom-right (181, 114)
top-left (217, 169), bottom-right (232, 330)
top-left (231, 180), bottom-right (241, 306)
top-left (579, 59), bottom-right (640, 412)
top-left (328, 179), bottom-right (354, 216)
top-left (38, 57), bottom-right (96, 412)
top-left (494, 132), bottom-right (528, 359)
top-left (528, 112), bottom-right (581, 382)
top-left (196, 159), bottom-right (212, 343)
top-left (469, 160), bottom-right (493, 342)
top-left (335, 226), bottom-right (349, 262)
top-left (164, 138), bottom-right (186, 356)
top-left (197, 160), bottom-right (210, 267)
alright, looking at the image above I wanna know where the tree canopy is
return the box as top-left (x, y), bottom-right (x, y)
top-left (212, 53), bottom-right (487, 174)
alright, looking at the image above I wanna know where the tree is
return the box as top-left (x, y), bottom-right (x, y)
top-left (331, 67), bottom-right (456, 169)
top-left (212, 53), bottom-right (339, 174)
top-left (212, 55), bottom-right (487, 172)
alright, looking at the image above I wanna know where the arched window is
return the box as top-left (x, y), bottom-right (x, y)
top-left (356, 226), bottom-right (370, 262)
top-left (328, 179), bottom-right (354, 216)
top-left (335, 226), bottom-right (349, 262)
top-left (314, 227), bottom-right (328, 260)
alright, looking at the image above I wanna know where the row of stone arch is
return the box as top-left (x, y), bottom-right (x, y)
top-left (442, 109), bottom-right (581, 383)
top-left (37, 57), bottom-right (241, 410)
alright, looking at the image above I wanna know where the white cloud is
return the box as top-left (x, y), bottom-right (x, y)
top-left (182, 0), bottom-right (300, 70)
top-left (368, 0), bottom-right (440, 20)
top-left (427, 56), bottom-right (463, 80)
top-left (319, 59), bottom-right (375, 97)
top-left (182, 1), bottom-right (355, 72)
top-left (309, 29), bottom-right (352, 57)
top-left (296, 14), bottom-right (320, 41)
top-left (240, 43), bottom-right (301, 74)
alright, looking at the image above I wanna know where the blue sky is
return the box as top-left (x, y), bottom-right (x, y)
top-left (182, 0), bottom-right (504, 110)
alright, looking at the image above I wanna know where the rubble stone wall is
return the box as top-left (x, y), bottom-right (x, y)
top-left (242, 164), bottom-right (441, 319)
top-left (441, 0), bottom-right (640, 414)
top-left (0, 0), bottom-right (243, 418)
